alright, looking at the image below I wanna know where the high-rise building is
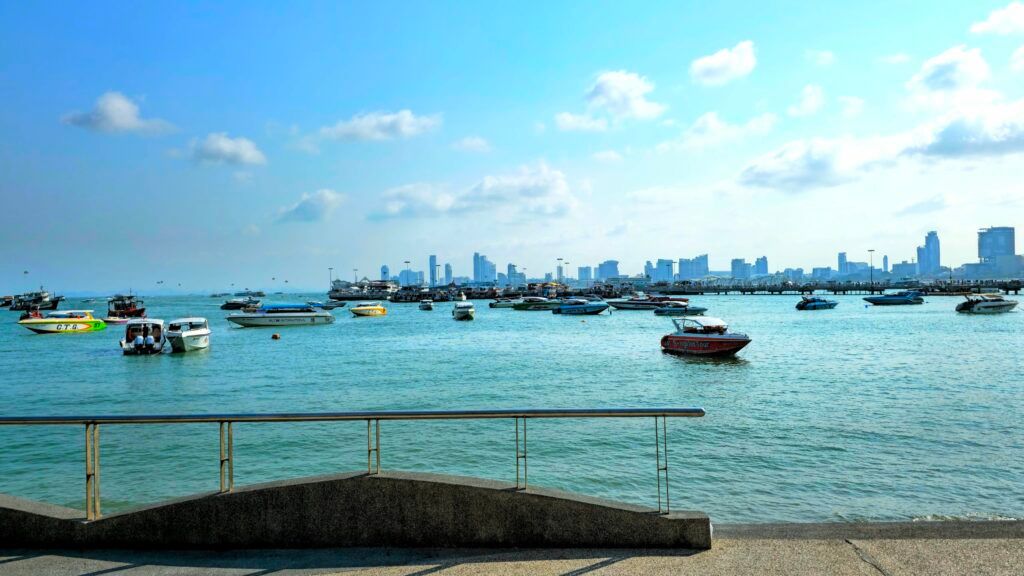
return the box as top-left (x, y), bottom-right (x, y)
top-left (556, 264), bottom-right (564, 283)
top-left (398, 268), bottom-right (423, 286)
top-left (916, 231), bottom-right (940, 275)
top-left (643, 261), bottom-right (655, 279)
top-left (978, 227), bottom-right (1015, 262)
top-left (472, 253), bottom-right (496, 283)
top-left (578, 266), bottom-right (592, 284)
top-left (678, 254), bottom-right (710, 279)
top-left (428, 255), bottom-right (437, 287)
top-left (754, 256), bottom-right (768, 276)
top-left (380, 265), bottom-right (389, 281)
top-left (838, 252), bottom-right (848, 275)
top-left (596, 260), bottom-right (620, 281)
top-left (883, 255), bottom-right (889, 273)
top-left (472, 253), bottom-right (481, 283)
top-left (444, 263), bottom-right (453, 285)
top-left (655, 259), bottom-right (674, 282)
top-left (731, 258), bottom-right (750, 280)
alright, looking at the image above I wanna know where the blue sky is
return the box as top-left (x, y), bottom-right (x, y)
top-left (2, 1), bottom-right (1023, 292)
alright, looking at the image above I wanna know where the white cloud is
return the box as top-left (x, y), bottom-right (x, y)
top-left (317, 110), bottom-right (441, 142)
top-left (452, 136), bottom-right (491, 152)
top-left (372, 163), bottom-right (577, 219)
top-left (690, 41), bottom-right (757, 85)
top-left (660, 111), bottom-right (777, 151)
top-left (191, 133), bottom-right (267, 165)
top-left (554, 112), bottom-right (608, 132)
top-left (585, 70), bottom-right (665, 120)
top-left (787, 84), bottom-right (825, 117)
top-left (838, 96), bottom-right (865, 117)
top-left (880, 53), bottom-right (912, 65)
top-left (908, 99), bottom-right (1024, 158)
top-left (1013, 46), bottom-right (1024, 71)
top-left (970, 2), bottom-right (1024, 35)
top-left (277, 189), bottom-right (346, 223)
top-left (62, 92), bottom-right (173, 134)
top-left (907, 45), bottom-right (990, 92)
top-left (806, 50), bottom-right (836, 66)
top-left (593, 150), bottom-right (623, 162)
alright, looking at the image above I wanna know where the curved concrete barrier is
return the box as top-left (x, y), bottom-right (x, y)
top-left (0, 471), bottom-right (711, 549)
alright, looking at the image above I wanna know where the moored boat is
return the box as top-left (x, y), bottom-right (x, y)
top-left (351, 301), bottom-right (387, 317)
top-left (452, 301), bottom-right (475, 321)
top-left (221, 296), bottom-right (261, 310)
top-left (608, 293), bottom-right (688, 310)
top-left (108, 294), bottom-right (146, 318)
top-left (18, 310), bottom-right (106, 334)
top-left (863, 291), bottom-right (924, 306)
top-left (228, 304), bottom-right (335, 327)
top-left (660, 316), bottom-right (751, 357)
top-left (120, 319), bottom-right (166, 355)
top-left (512, 296), bottom-right (561, 311)
top-left (489, 298), bottom-right (517, 308)
top-left (9, 288), bottom-right (63, 311)
top-left (795, 296), bottom-right (838, 310)
top-left (419, 299), bottom-right (434, 311)
top-left (166, 317), bottom-right (211, 352)
top-left (653, 301), bottom-right (708, 316)
top-left (306, 300), bottom-right (347, 310)
top-left (955, 294), bottom-right (1018, 314)
top-left (552, 299), bottom-right (609, 315)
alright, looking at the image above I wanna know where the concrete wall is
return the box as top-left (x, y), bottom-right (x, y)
top-left (0, 471), bottom-right (711, 549)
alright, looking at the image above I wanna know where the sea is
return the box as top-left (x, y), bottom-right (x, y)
top-left (0, 293), bottom-right (1021, 523)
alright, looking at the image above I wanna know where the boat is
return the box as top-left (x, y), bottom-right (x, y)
top-left (221, 296), bottom-right (261, 310)
top-left (18, 310), bottom-right (106, 334)
top-left (351, 301), bottom-right (387, 317)
top-left (653, 301), bottom-right (709, 316)
top-left (233, 289), bottom-right (266, 297)
top-left (552, 299), bottom-right (609, 315)
top-left (228, 304), bottom-right (335, 327)
top-left (608, 293), bottom-right (688, 310)
top-left (452, 301), bottom-right (475, 321)
top-left (489, 298), bottom-right (518, 308)
top-left (107, 294), bottom-right (146, 318)
top-left (419, 299), bottom-right (434, 311)
top-left (458, 291), bottom-right (467, 301)
top-left (863, 291), bottom-right (924, 306)
top-left (512, 296), bottom-right (562, 311)
top-left (306, 300), bottom-right (347, 310)
top-left (9, 288), bottom-right (64, 311)
top-left (328, 279), bottom-right (398, 301)
top-left (120, 319), bottom-right (166, 355)
top-left (0, 295), bottom-right (12, 307)
top-left (955, 294), bottom-right (1018, 314)
top-left (795, 296), bottom-right (839, 311)
top-left (166, 317), bottom-right (212, 352)
top-left (660, 316), bottom-right (751, 357)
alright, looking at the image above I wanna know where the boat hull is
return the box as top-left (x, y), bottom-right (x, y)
top-left (228, 314), bottom-right (335, 327)
top-left (796, 301), bottom-right (838, 310)
top-left (653, 306), bottom-right (708, 316)
top-left (956, 301), bottom-right (1018, 314)
top-left (660, 334), bottom-right (751, 357)
top-left (608, 301), bottom-right (661, 310)
top-left (552, 303), bottom-right (609, 315)
top-left (120, 339), bottom-right (166, 355)
top-left (512, 302), bottom-right (560, 311)
top-left (18, 319), bottom-right (106, 334)
top-left (489, 301), bottom-right (516, 308)
top-left (351, 308), bottom-right (387, 317)
top-left (453, 311), bottom-right (475, 321)
top-left (168, 331), bottom-right (211, 352)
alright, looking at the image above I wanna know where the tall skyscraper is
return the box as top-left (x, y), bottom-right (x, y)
top-left (978, 227), bottom-right (1015, 262)
top-left (838, 252), bottom-right (848, 275)
top-left (444, 263), bottom-right (453, 285)
top-left (731, 258), bottom-right (750, 280)
top-left (596, 260), bottom-right (620, 281)
top-left (428, 255), bottom-right (437, 287)
top-left (556, 264), bottom-right (564, 283)
top-left (916, 231), bottom-right (940, 275)
top-left (644, 260), bottom-right (654, 279)
top-left (472, 252), bottom-right (480, 283)
top-left (882, 255), bottom-right (889, 273)
top-left (578, 266), bottom-right (592, 284)
top-left (380, 265), bottom-right (389, 281)
top-left (754, 256), bottom-right (768, 275)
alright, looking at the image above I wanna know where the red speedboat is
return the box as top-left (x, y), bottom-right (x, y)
top-left (660, 316), bottom-right (751, 357)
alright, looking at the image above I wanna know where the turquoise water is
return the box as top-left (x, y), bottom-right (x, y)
top-left (1, 294), bottom-right (1022, 523)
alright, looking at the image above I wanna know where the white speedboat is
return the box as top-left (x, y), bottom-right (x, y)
top-left (166, 317), bottom-right (211, 352)
top-left (453, 301), bottom-right (475, 321)
top-left (955, 294), bottom-right (1018, 314)
top-left (489, 298), bottom-right (517, 308)
top-left (120, 319), bottom-right (166, 355)
top-left (227, 304), bottom-right (334, 327)
top-left (419, 299), bottom-right (434, 311)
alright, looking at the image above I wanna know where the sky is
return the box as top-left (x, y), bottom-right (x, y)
top-left (2, 1), bottom-right (1023, 293)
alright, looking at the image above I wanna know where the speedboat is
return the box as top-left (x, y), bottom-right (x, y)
top-left (106, 294), bottom-right (146, 323)
top-left (419, 299), bottom-right (434, 311)
top-left (796, 296), bottom-right (838, 310)
top-left (552, 299), bottom-right (609, 315)
top-left (863, 291), bottom-right (924, 306)
top-left (166, 317), bottom-right (211, 352)
top-left (653, 301), bottom-right (708, 316)
top-left (234, 289), bottom-right (266, 297)
top-left (307, 300), bottom-right (347, 310)
top-left (221, 296), bottom-right (261, 310)
top-left (452, 301), bottom-right (475, 321)
top-left (489, 298), bottom-right (517, 308)
top-left (955, 294), bottom-right (1018, 314)
top-left (512, 297), bottom-right (561, 311)
top-left (120, 319), bottom-right (166, 355)
top-left (18, 310), bottom-right (106, 334)
top-left (661, 316), bottom-right (751, 357)
top-left (228, 304), bottom-right (335, 327)
top-left (351, 301), bottom-right (387, 317)
top-left (608, 293), bottom-right (688, 310)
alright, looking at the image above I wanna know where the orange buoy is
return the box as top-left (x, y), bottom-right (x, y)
top-left (272, 333), bottom-right (281, 340)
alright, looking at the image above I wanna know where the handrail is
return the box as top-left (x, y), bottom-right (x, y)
top-left (0, 407), bottom-right (705, 520)
top-left (0, 407), bottom-right (705, 425)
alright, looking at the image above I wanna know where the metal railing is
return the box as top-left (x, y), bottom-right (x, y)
top-left (0, 407), bottom-right (705, 520)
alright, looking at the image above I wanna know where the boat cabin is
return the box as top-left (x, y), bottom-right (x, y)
top-left (672, 316), bottom-right (728, 335)
top-left (168, 318), bottom-right (209, 332)
top-left (258, 304), bottom-right (319, 314)
top-left (47, 310), bottom-right (94, 319)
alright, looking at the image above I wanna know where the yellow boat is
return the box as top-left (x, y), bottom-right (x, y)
top-left (350, 301), bottom-right (387, 317)
top-left (18, 310), bottom-right (107, 334)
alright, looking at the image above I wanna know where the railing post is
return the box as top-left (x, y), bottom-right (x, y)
top-left (84, 422), bottom-right (101, 520)
top-left (366, 419), bottom-right (380, 474)
top-left (219, 421), bottom-right (234, 492)
top-left (515, 417), bottom-right (528, 490)
top-left (655, 415), bottom-right (669, 514)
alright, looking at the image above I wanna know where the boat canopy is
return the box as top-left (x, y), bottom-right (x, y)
top-left (48, 310), bottom-right (94, 316)
top-left (354, 301), bottom-right (382, 307)
top-left (260, 304), bottom-right (314, 310)
top-left (672, 316), bottom-right (727, 330)
top-left (126, 318), bottom-right (164, 326)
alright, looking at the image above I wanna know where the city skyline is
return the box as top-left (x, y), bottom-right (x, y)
top-left (3, 2), bottom-right (1024, 291)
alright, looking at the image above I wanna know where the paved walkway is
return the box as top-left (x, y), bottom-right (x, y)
top-left (2, 537), bottom-right (1022, 576)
